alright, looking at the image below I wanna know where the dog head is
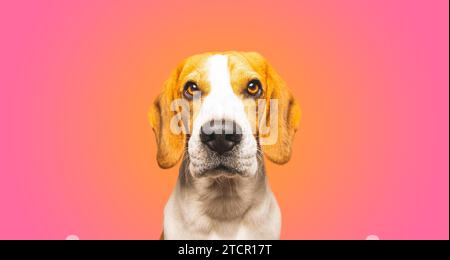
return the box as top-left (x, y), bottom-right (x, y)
top-left (148, 52), bottom-right (300, 178)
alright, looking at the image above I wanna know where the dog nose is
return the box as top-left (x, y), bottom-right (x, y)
top-left (200, 120), bottom-right (242, 155)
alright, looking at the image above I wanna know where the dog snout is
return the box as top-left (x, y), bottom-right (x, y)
top-left (200, 120), bottom-right (242, 155)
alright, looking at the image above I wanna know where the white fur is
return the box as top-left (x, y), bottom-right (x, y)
top-left (164, 181), bottom-right (281, 240)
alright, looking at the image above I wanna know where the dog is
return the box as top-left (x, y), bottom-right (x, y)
top-left (148, 51), bottom-right (300, 239)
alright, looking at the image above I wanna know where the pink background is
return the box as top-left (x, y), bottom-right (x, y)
top-left (0, 0), bottom-right (448, 239)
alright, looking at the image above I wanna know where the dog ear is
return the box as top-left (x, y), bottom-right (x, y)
top-left (148, 64), bottom-right (186, 169)
top-left (242, 52), bottom-right (301, 164)
top-left (263, 61), bottom-right (301, 164)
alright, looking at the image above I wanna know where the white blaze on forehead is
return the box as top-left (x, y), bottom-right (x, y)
top-left (203, 54), bottom-right (240, 121)
top-left (207, 55), bottom-right (233, 96)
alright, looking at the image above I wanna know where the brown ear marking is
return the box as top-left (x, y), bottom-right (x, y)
top-left (242, 52), bottom-right (301, 164)
top-left (148, 64), bottom-right (186, 169)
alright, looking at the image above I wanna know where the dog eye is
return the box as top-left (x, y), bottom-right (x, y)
top-left (246, 79), bottom-right (262, 97)
top-left (183, 81), bottom-right (199, 99)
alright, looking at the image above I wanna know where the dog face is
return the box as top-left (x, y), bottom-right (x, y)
top-left (149, 52), bottom-right (300, 178)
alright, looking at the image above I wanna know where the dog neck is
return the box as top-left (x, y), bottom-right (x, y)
top-left (177, 155), bottom-right (268, 221)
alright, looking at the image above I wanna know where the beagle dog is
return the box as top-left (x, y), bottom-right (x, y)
top-left (149, 51), bottom-right (300, 240)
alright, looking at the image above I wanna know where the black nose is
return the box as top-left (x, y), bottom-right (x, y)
top-left (200, 120), bottom-right (243, 155)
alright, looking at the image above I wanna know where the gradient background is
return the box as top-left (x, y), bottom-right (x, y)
top-left (0, 0), bottom-right (448, 239)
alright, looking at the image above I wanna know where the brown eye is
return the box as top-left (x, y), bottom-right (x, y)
top-left (246, 79), bottom-right (262, 97)
top-left (183, 81), bottom-right (199, 99)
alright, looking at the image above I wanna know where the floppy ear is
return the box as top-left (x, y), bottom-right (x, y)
top-left (258, 55), bottom-right (301, 164)
top-left (240, 52), bottom-right (301, 164)
top-left (148, 65), bottom-right (186, 169)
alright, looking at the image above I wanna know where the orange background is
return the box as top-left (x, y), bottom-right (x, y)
top-left (0, 0), bottom-right (448, 239)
